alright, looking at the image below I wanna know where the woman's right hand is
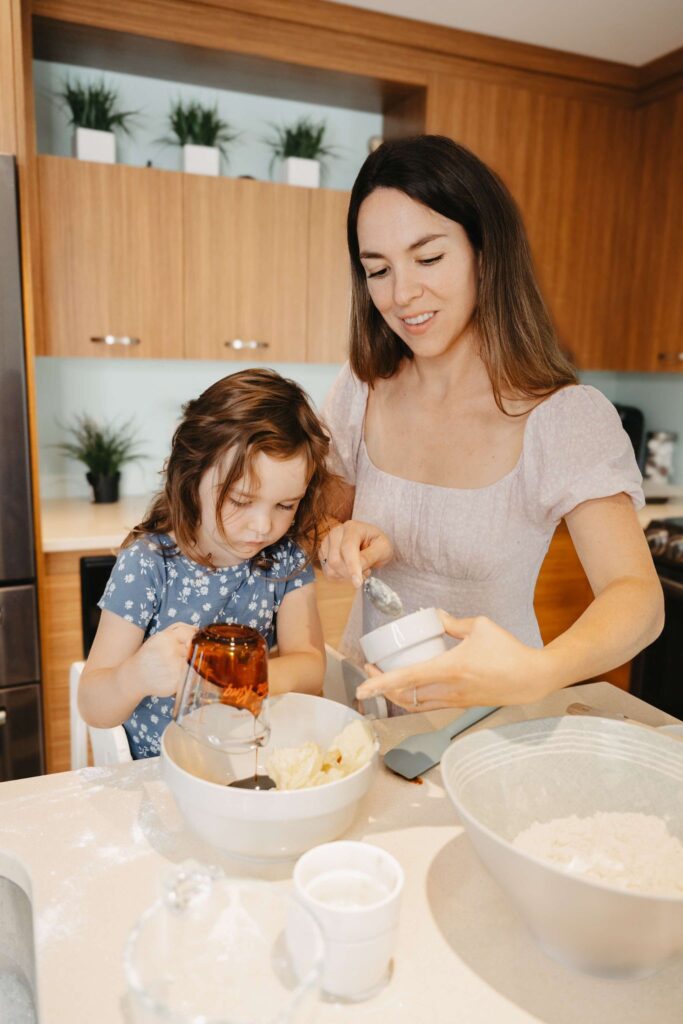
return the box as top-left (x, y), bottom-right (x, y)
top-left (319, 520), bottom-right (394, 587)
top-left (129, 622), bottom-right (196, 700)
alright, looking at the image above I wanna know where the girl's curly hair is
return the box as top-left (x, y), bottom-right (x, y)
top-left (125, 368), bottom-right (335, 570)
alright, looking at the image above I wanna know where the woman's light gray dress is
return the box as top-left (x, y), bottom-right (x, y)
top-left (322, 364), bottom-right (644, 668)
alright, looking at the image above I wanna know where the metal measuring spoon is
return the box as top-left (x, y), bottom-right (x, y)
top-left (363, 574), bottom-right (404, 618)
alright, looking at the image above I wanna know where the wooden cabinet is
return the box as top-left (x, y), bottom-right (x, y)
top-left (37, 156), bottom-right (184, 358)
top-left (42, 549), bottom-right (100, 773)
top-left (183, 176), bottom-right (310, 362)
top-left (427, 75), bottom-right (633, 372)
top-left (307, 188), bottom-right (351, 364)
top-left (534, 524), bottom-right (630, 689)
top-left (622, 91), bottom-right (683, 372)
top-left (37, 158), bottom-right (349, 364)
top-left (0, 1), bottom-right (17, 154)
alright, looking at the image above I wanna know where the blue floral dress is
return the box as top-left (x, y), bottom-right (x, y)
top-left (98, 533), bottom-right (314, 758)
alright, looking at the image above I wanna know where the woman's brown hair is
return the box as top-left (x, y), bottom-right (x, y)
top-left (124, 369), bottom-right (333, 569)
top-left (347, 135), bottom-right (577, 408)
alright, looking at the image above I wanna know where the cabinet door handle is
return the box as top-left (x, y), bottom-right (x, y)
top-left (0, 710), bottom-right (6, 727)
top-left (90, 335), bottom-right (141, 347)
top-left (678, 353), bottom-right (683, 362)
top-left (225, 338), bottom-right (269, 351)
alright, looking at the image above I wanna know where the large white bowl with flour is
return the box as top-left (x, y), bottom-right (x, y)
top-left (162, 693), bottom-right (378, 861)
top-left (441, 716), bottom-right (683, 978)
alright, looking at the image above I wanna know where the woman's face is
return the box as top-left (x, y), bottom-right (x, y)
top-left (357, 188), bottom-right (479, 358)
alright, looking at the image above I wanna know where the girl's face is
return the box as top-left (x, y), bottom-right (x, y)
top-left (196, 449), bottom-right (310, 567)
top-left (357, 187), bottom-right (479, 359)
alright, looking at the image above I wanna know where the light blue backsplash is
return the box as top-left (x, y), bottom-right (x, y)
top-left (33, 60), bottom-right (383, 190)
top-left (36, 358), bottom-right (343, 498)
top-left (610, 373), bottom-right (683, 483)
top-left (36, 359), bottom-right (683, 499)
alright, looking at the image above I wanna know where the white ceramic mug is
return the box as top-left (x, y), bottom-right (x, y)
top-left (287, 840), bottom-right (404, 1001)
top-left (359, 606), bottom-right (447, 672)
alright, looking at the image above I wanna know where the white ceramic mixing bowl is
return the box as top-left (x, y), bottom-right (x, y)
top-left (441, 715), bottom-right (683, 978)
top-left (162, 693), bottom-right (378, 861)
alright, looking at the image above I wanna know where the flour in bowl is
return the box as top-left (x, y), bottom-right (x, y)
top-left (512, 812), bottom-right (683, 897)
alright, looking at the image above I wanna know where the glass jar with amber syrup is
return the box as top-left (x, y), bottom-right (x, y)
top-left (174, 624), bottom-right (269, 755)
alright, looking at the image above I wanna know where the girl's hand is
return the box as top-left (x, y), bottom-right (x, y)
top-left (356, 610), bottom-right (554, 711)
top-left (319, 520), bottom-right (394, 587)
top-left (129, 622), bottom-right (196, 700)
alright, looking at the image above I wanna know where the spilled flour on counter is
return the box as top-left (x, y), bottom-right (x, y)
top-left (512, 812), bottom-right (683, 897)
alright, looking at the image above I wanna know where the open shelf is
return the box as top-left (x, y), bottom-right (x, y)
top-left (34, 17), bottom-right (425, 118)
top-left (33, 17), bottom-right (425, 189)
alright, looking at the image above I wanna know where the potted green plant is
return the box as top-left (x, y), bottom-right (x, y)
top-left (55, 415), bottom-right (146, 504)
top-left (264, 116), bottom-right (337, 188)
top-left (164, 99), bottom-right (238, 176)
top-left (59, 78), bottom-right (137, 164)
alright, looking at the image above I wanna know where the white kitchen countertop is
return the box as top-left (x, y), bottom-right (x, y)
top-left (40, 493), bottom-right (683, 554)
top-left (1, 683), bottom-right (681, 1024)
top-left (40, 495), bottom-right (152, 553)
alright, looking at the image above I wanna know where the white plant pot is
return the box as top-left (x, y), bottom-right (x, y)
top-left (278, 156), bottom-right (320, 188)
top-left (182, 144), bottom-right (220, 176)
top-left (73, 127), bottom-right (116, 164)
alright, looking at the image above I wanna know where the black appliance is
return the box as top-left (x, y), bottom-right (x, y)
top-left (0, 154), bottom-right (44, 779)
top-left (615, 403), bottom-right (646, 471)
top-left (631, 517), bottom-right (683, 720)
top-left (80, 554), bottom-right (116, 657)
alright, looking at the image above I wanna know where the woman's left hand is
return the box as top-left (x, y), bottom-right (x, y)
top-left (355, 610), bottom-right (555, 711)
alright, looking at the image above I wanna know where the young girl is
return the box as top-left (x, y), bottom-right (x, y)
top-left (79, 368), bottom-right (331, 758)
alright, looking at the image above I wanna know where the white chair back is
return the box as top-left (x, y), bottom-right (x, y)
top-left (69, 661), bottom-right (132, 769)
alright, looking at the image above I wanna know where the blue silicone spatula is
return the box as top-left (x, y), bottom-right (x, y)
top-left (383, 706), bottom-right (499, 780)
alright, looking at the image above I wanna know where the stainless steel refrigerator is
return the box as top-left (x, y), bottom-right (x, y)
top-left (0, 153), bottom-right (44, 779)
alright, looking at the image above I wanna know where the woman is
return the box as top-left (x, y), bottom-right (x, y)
top-left (319, 135), bottom-right (662, 713)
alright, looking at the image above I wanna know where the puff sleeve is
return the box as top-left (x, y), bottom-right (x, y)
top-left (320, 362), bottom-right (368, 486)
top-left (524, 385), bottom-right (645, 527)
top-left (98, 538), bottom-right (166, 630)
